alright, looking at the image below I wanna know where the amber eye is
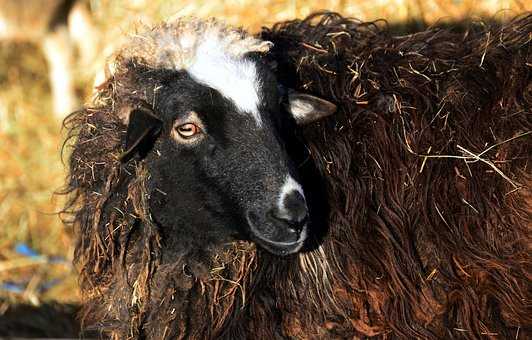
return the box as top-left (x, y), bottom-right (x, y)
top-left (176, 123), bottom-right (201, 138)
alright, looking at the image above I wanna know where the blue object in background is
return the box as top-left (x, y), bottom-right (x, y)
top-left (14, 243), bottom-right (41, 258)
top-left (14, 243), bottom-right (69, 264)
top-left (0, 279), bottom-right (64, 294)
top-left (0, 243), bottom-right (71, 295)
top-left (1, 282), bottom-right (26, 294)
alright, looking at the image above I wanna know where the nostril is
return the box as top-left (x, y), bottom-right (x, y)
top-left (286, 226), bottom-right (299, 235)
top-left (289, 215), bottom-right (308, 233)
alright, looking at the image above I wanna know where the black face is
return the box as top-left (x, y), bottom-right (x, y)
top-left (131, 63), bottom-right (309, 256)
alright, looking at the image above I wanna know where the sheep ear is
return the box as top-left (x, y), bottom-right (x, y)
top-left (120, 106), bottom-right (162, 162)
top-left (284, 92), bottom-right (337, 125)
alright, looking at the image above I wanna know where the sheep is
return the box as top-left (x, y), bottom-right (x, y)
top-left (0, 0), bottom-right (96, 117)
top-left (62, 13), bottom-right (531, 339)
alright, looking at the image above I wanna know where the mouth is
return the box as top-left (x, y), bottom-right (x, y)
top-left (246, 211), bottom-right (308, 256)
top-left (251, 225), bottom-right (307, 256)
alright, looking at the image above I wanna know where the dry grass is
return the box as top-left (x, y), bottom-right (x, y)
top-left (0, 0), bottom-right (529, 306)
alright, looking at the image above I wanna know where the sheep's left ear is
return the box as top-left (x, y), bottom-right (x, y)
top-left (120, 106), bottom-right (163, 162)
top-left (284, 91), bottom-right (337, 125)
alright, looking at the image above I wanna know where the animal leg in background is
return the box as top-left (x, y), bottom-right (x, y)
top-left (41, 26), bottom-right (77, 118)
top-left (68, 0), bottom-right (98, 69)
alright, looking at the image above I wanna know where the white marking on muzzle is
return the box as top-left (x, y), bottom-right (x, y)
top-left (277, 175), bottom-right (305, 220)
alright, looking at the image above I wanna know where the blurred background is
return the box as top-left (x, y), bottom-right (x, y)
top-left (0, 0), bottom-right (529, 334)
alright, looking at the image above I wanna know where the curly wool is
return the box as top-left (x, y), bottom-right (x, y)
top-left (110, 17), bottom-right (271, 73)
top-left (262, 12), bottom-right (531, 339)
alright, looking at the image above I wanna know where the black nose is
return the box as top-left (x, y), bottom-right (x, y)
top-left (271, 190), bottom-right (308, 231)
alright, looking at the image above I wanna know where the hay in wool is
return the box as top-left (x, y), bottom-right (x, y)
top-left (262, 12), bottom-right (531, 339)
top-left (114, 17), bottom-right (271, 71)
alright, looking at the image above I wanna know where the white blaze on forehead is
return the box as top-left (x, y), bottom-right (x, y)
top-left (112, 18), bottom-right (272, 127)
top-left (277, 175), bottom-right (305, 219)
top-left (187, 34), bottom-right (263, 126)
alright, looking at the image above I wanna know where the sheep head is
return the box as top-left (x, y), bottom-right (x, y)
top-left (63, 18), bottom-right (337, 337)
top-left (98, 18), bottom-right (336, 258)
